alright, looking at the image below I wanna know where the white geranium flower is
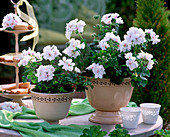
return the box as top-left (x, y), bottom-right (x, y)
top-left (119, 40), bottom-right (131, 52)
top-left (77, 20), bottom-right (86, 33)
top-left (18, 48), bottom-right (42, 67)
top-left (145, 29), bottom-right (154, 34)
top-left (36, 65), bottom-right (55, 82)
top-left (147, 60), bottom-right (154, 70)
top-left (75, 67), bottom-right (81, 73)
top-left (42, 45), bottom-right (61, 61)
top-left (35, 52), bottom-right (42, 60)
top-left (58, 57), bottom-right (75, 71)
top-left (111, 13), bottom-right (119, 19)
top-left (66, 18), bottom-right (78, 32)
top-left (137, 51), bottom-right (153, 61)
top-left (2, 102), bottom-right (22, 113)
top-left (145, 53), bottom-right (153, 60)
top-left (63, 39), bottom-right (85, 58)
top-left (86, 63), bottom-right (95, 70)
top-left (63, 47), bottom-right (80, 58)
top-left (126, 57), bottom-right (138, 71)
top-left (65, 19), bottom-right (86, 39)
top-left (65, 31), bottom-right (72, 40)
top-left (124, 27), bottom-right (146, 45)
top-left (137, 51), bottom-right (146, 59)
top-left (104, 32), bottom-right (121, 43)
top-left (77, 43), bottom-right (85, 49)
top-left (86, 63), bottom-right (106, 79)
top-left (101, 13), bottom-right (123, 25)
top-left (116, 17), bottom-right (124, 24)
top-left (125, 53), bottom-right (133, 59)
top-left (69, 38), bottom-right (77, 50)
top-left (2, 13), bottom-right (22, 29)
top-left (98, 40), bottom-right (110, 50)
top-left (18, 55), bottom-right (31, 67)
top-left (145, 29), bottom-right (160, 45)
top-left (101, 13), bottom-right (113, 25)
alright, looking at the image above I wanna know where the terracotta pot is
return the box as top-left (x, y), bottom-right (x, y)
top-left (31, 90), bottom-right (75, 124)
top-left (85, 78), bottom-right (133, 124)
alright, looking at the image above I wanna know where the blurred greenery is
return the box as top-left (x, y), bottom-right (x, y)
top-left (132, 0), bottom-right (170, 129)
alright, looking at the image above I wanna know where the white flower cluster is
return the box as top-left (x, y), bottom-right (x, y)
top-left (145, 29), bottom-right (160, 44)
top-left (118, 40), bottom-right (131, 52)
top-left (86, 63), bottom-right (106, 79)
top-left (137, 51), bottom-right (154, 70)
top-left (101, 13), bottom-right (124, 25)
top-left (58, 57), bottom-right (74, 71)
top-left (58, 56), bottom-right (81, 73)
top-left (18, 48), bottom-right (42, 67)
top-left (2, 102), bottom-right (22, 113)
top-left (98, 32), bottom-right (121, 50)
top-left (42, 45), bottom-right (62, 61)
top-left (124, 27), bottom-right (146, 46)
top-left (125, 51), bottom-right (155, 71)
top-left (63, 38), bottom-right (85, 58)
top-left (36, 65), bottom-right (55, 82)
top-left (65, 19), bottom-right (86, 39)
top-left (2, 13), bottom-right (22, 29)
top-left (125, 53), bottom-right (139, 71)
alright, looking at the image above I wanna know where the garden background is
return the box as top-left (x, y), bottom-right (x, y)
top-left (0, 0), bottom-right (169, 130)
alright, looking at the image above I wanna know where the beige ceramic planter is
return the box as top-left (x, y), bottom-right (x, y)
top-left (31, 90), bottom-right (75, 124)
top-left (86, 78), bottom-right (133, 124)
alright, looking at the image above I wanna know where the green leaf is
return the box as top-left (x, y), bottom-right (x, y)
top-left (115, 124), bottom-right (121, 129)
top-left (142, 67), bottom-right (150, 77)
top-left (126, 102), bottom-right (137, 107)
top-left (154, 129), bottom-right (170, 136)
top-left (22, 75), bottom-right (27, 83)
top-left (5, 27), bottom-right (13, 30)
top-left (93, 15), bottom-right (100, 19)
top-left (80, 125), bottom-right (107, 137)
top-left (139, 79), bottom-right (148, 87)
top-left (109, 124), bottom-right (130, 137)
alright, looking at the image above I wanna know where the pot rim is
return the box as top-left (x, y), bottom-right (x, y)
top-left (87, 77), bottom-right (131, 80)
top-left (120, 107), bottom-right (141, 113)
top-left (140, 103), bottom-right (161, 108)
top-left (30, 89), bottom-right (75, 95)
top-left (88, 77), bottom-right (131, 82)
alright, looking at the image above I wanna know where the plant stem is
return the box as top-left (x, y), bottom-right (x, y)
top-left (78, 33), bottom-right (84, 40)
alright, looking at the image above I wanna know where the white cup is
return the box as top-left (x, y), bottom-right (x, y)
top-left (120, 107), bottom-right (141, 129)
top-left (140, 103), bottom-right (161, 124)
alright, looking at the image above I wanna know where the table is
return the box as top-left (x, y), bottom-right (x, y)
top-left (0, 99), bottom-right (163, 137)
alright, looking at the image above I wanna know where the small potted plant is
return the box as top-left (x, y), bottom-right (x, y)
top-left (62, 13), bottom-right (160, 124)
top-left (18, 46), bottom-right (93, 124)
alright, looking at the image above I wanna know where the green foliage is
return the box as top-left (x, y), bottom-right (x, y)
top-left (131, 0), bottom-right (170, 128)
top-left (80, 125), bottom-right (107, 137)
top-left (80, 124), bottom-right (130, 137)
top-left (5, 27), bottom-right (13, 30)
top-left (154, 129), bottom-right (170, 137)
top-left (109, 124), bottom-right (130, 137)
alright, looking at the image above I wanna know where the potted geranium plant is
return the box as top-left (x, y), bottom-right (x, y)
top-left (62, 13), bottom-right (160, 124)
top-left (18, 46), bottom-right (93, 124)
